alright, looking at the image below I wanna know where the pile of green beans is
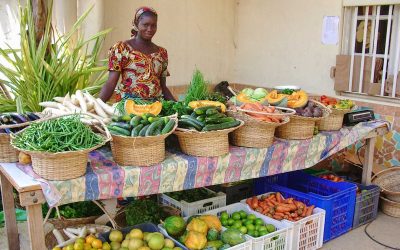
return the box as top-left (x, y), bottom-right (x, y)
top-left (12, 115), bottom-right (104, 153)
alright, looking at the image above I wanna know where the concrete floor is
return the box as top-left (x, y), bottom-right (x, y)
top-left (0, 213), bottom-right (399, 250)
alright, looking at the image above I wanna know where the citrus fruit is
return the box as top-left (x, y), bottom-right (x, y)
top-left (220, 212), bottom-right (229, 220)
top-left (247, 230), bottom-right (255, 237)
top-left (52, 247), bottom-right (62, 250)
top-left (239, 211), bottom-right (247, 219)
top-left (109, 241), bottom-right (120, 250)
top-left (85, 235), bottom-right (96, 245)
top-left (266, 224), bottom-right (276, 232)
top-left (227, 218), bottom-right (235, 226)
top-left (109, 230), bottom-right (123, 242)
top-left (221, 219), bottom-right (228, 226)
top-left (255, 218), bottom-right (264, 225)
top-left (239, 226), bottom-right (248, 234)
top-left (258, 226), bottom-right (267, 231)
top-left (232, 212), bottom-right (241, 220)
top-left (102, 242), bottom-right (111, 250)
top-left (91, 239), bottom-right (102, 249)
top-left (138, 247), bottom-right (151, 250)
top-left (246, 224), bottom-right (255, 231)
top-left (129, 229), bottom-right (144, 239)
top-left (247, 214), bottom-right (256, 220)
top-left (148, 234), bottom-right (165, 250)
top-left (259, 229), bottom-right (269, 236)
top-left (128, 238), bottom-right (144, 249)
top-left (83, 243), bottom-right (91, 250)
top-left (173, 247), bottom-right (183, 250)
top-left (73, 242), bottom-right (84, 250)
top-left (65, 245), bottom-right (74, 250)
top-left (164, 238), bottom-right (175, 248)
top-left (232, 221), bottom-right (242, 229)
top-left (121, 239), bottom-right (129, 248)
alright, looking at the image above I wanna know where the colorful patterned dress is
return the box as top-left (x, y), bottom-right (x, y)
top-left (108, 41), bottom-right (170, 101)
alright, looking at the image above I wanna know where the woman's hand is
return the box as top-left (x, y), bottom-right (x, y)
top-left (99, 71), bottom-right (120, 102)
top-left (160, 77), bottom-right (176, 101)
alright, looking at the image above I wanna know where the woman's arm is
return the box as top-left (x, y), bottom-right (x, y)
top-left (99, 71), bottom-right (120, 102)
top-left (160, 77), bottom-right (176, 101)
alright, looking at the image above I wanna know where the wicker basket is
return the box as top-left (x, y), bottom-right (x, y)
top-left (372, 168), bottom-right (400, 202)
top-left (11, 113), bottom-right (111, 180)
top-left (174, 120), bottom-right (244, 157)
top-left (380, 196), bottom-right (400, 218)
top-left (275, 100), bottom-right (330, 140)
top-left (227, 110), bottom-right (290, 148)
top-left (111, 118), bottom-right (178, 166)
top-left (0, 133), bottom-right (18, 162)
top-left (317, 108), bottom-right (350, 131)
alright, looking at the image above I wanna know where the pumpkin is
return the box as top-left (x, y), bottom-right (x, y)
top-left (235, 93), bottom-right (268, 106)
top-left (187, 218), bottom-right (208, 235)
top-left (188, 100), bottom-right (226, 112)
top-left (184, 231), bottom-right (207, 250)
top-left (124, 100), bottom-right (162, 116)
top-left (199, 215), bottom-right (222, 231)
top-left (287, 90), bottom-right (308, 108)
top-left (266, 90), bottom-right (288, 107)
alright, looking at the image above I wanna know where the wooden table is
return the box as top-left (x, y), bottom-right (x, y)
top-left (0, 126), bottom-right (388, 250)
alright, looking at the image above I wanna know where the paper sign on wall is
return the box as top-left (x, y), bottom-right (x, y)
top-left (322, 16), bottom-right (339, 45)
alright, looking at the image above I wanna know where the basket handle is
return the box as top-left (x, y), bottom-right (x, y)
top-left (310, 99), bottom-right (332, 114)
top-left (236, 107), bottom-right (296, 116)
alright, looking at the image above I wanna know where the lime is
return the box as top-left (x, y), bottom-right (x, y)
top-left (246, 224), bottom-right (255, 231)
top-left (258, 226), bottom-right (267, 232)
top-left (255, 225), bottom-right (261, 231)
top-left (247, 214), bottom-right (256, 221)
top-left (244, 220), bottom-right (253, 226)
top-left (220, 212), bottom-right (229, 220)
top-left (259, 229), bottom-right (269, 236)
top-left (255, 218), bottom-right (264, 226)
top-left (221, 219), bottom-right (229, 226)
top-left (239, 211), bottom-right (247, 219)
top-left (228, 218), bottom-right (235, 226)
top-left (239, 226), bottom-right (248, 234)
top-left (266, 224), bottom-right (276, 233)
top-left (232, 212), bottom-right (241, 221)
top-left (254, 231), bottom-right (260, 237)
top-left (247, 230), bottom-right (255, 237)
top-left (233, 221), bottom-right (242, 229)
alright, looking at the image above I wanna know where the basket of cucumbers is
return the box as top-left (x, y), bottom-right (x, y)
top-left (108, 113), bottom-right (178, 166)
top-left (174, 105), bottom-right (243, 157)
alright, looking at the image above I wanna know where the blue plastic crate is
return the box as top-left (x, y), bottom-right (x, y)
top-left (352, 183), bottom-right (380, 228)
top-left (254, 171), bottom-right (357, 242)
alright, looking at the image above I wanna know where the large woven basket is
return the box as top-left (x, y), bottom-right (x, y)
top-left (380, 196), bottom-right (400, 218)
top-left (0, 133), bottom-right (18, 162)
top-left (317, 108), bottom-right (350, 131)
top-left (372, 168), bottom-right (400, 202)
top-left (11, 113), bottom-right (111, 180)
top-left (227, 110), bottom-right (290, 148)
top-left (111, 118), bottom-right (178, 166)
top-left (174, 120), bottom-right (244, 157)
top-left (275, 100), bottom-right (330, 140)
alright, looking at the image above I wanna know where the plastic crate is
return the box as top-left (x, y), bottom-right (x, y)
top-left (159, 188), bottom-right (227, 217)
top-left (254, 171), bottom-right (357, 243)
top-left (303, 169), bottom-right (331, 176)
top-left (209, 180), bottom-right (253, 205)
top-left (98, 223), bottom-right (187, 249)
top-left (159, 219), bottom-right (253, 250)
top-left (204, 202), bottom-right (291, 250)
top-left (352, 184), bottom-right (380, 228)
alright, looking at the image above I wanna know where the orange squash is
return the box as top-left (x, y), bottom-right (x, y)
top-left (287, 90), bottom-right (308, 108)
top-left (124, 100), bottom-right (162, 116)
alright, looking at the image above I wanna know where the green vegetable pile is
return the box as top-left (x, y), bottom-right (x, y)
top-left (125, 199), bottom-right (168, 226)
top-left (281, 89), bottom-right (295, 95)
top-left (12, 115), bottom-right (104, 152)
top-left (160, 100), bottom-right (192, 117)
top-left (42, 201), bottom-right (103, 219)
top-left (184, 69), bottom-right (210, 104)
top-left (166, 188), bottom-right (217, 203)
top-left (179, 106), bottom-right (241, 132)
top-left (108, 113), bottom-right (176, 137)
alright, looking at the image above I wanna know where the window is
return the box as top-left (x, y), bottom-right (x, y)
top-left (340, 3), bottom-right (400, 100)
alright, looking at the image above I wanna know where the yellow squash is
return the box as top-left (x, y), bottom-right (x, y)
top-left (188, 100), bottom-right (226, 113)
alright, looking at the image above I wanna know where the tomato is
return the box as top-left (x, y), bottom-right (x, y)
top-left (320, 95), bottom-right (328, 100)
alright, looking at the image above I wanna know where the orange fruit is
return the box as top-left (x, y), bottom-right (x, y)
top-left (91, 239), bottom-right (102, 249)
top-left (86, 235), bottom-right (96, 245)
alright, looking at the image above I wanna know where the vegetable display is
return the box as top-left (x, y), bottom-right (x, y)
top-left (246, 193), bottom-right (315, 221)
top-left (267, 90), bottom-right (308, 109)
top-left (125, 199), bottom-right (169, 226)
top-left (40, 90), bottom-right (115, 124)
top-left (237, 103), bottom-right (283, 123)
top-left (107, 114), bottom-right (176, 137)
top-left (0, 112), bottom-right (40, 133)
top-left (124, 100), bottom-right (163, 116)
top-left (294, 101), bottom-right (324, 118)
top-left (184, 69), bottom-right (211, 104)
top-left (166, 188), bottom-right (217, 203)
top-left (12, 115), bottom-right (104, 153)
top-left (178, 106), bottom-right (241, 132)
top-left (229, 88), bottom-right (269, 106)
top-left (51, 225), bottom-right (106, 249)
top-left (320, 96), bottom-right (354, 109)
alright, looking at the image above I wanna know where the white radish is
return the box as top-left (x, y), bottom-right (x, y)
top-left (96, 98), bottom-right (115, 115)
top-left (53, 97), bottom-right (64, 103)
top-left (84, 92), bottom-right (108, 118)
top-left (87, 102), bottom-right (94, 111)
top-left (63, 93), bottom-right (71, 106)
top-left (71, 94), bottom-right (79, 106)
top-left (65, 227), bottom-right (81, 235)
top-left (75, 90), bottom-right (87, 112)
top-left (39, 101), bottom-right (59, 109)
top-left (81, 118), bottom-right (99, 125)
top-left (64, 101), bottom-right (82, 113)
top-left (56, 103), bottom-right (69, 112)
top-left (43, 108), bottom-right (67, 116)
top-left (57, 238), bottom-right (76, 248)
top-left (52, 229), bottom-right (64, 245)
top-left (103, 117), bottom-right (112, 124)
top-left (63, 229), bottom-right (77, 239)
top-left (88, 227), bottom-right (96, 234)
top-left (79, 226), bottom-right (87, 238)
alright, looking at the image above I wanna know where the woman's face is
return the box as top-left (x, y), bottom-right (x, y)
top-left (137, 15), bottom-right (157, 40)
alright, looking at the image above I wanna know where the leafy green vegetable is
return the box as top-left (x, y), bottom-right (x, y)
top-left (281, 89), bottom-right (295, 95)
top-left (160, 100), bottom-right (192, 117)
top-left (207, 92), bottom-right (227, 104)
top-left (166, 188), bottom-right (216, 203)
top-left (12, 115), bottom-right (104, 152)
top-left (125, 199), bottom-right (167, 226)
top-left (42, 201), bottom-right (103, 219)
top-left (184, 69), bottom-right (210, 104)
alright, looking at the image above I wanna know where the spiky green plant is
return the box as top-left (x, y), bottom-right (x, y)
top-left (0, 1), bottom-right (111, 112)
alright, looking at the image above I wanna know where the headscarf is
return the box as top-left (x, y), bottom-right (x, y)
top-left (131, 6), bottom-right (158, 37)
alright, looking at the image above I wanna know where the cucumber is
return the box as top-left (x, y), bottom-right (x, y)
top-left (139, 124), bottom-right (151, 137)
top-left (190, 112), bottom-right (198, 118)
top-left (120, 115), bottom-right (132, 122)
top-left (205, 117), bottom-right (235, 124)
top-left (161, 119), bottom-right (175, 134)
top-left (154, 128), bottom-right (161, 136)
top-left (109, 122), bottom-right (131, 130)
top-left (180, 115), bottom-right (205, 128)
top-left (111, 115), bottom-right (120, 122)
top-left (205, 108), bottom-right (219, 116)
top-left (140, 118), bottom-right (150, 125)
top-left (130, 116), bottom-right (142, 127)
top-left (194, 106), bottom-right (215, 115)
top-left (108, 126), bottom-right (131, 136)
top-left (163, 117), bottom-right (170, 125)
top-left (145, 120), bottom-right (164, 136)
top-left (202, 120), bottom-right (241, 132)
top-left (131, 124), bottom-right (144, 137)
top-left (179, 119), bottom-right (203, 131)
top-left (207, 113), bottom-right (226, 119)
top-left (148, 117), bottom-right (160, 123)
top-left (196, 115), bottom-right (206, 122)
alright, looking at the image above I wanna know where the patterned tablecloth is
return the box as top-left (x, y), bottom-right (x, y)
top-left (13, 120), bottom-right (388, 206)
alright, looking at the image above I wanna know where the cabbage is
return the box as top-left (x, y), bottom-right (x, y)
top-left (241, 88), bottom-right (254, 97)
top-left (251, 88), bottom-right (268, 100)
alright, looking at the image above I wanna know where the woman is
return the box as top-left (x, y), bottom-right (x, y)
top-left (99, 7), bottom-right (175, 102)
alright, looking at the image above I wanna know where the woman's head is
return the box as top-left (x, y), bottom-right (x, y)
top-left (131, 7), bottom-right (158, 40)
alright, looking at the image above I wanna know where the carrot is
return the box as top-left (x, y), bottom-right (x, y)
top-left (290, 213), bottom-right (298, 218)
top-left (276, 192), bottom-right (283, 203)
top-left (267, 194), bottom-right (276, 200)
top-left (246, 198), bottom-right (252, 207)
top-left (287, 217), bottom-right (295, 222)
top-left (275, 212), bottom-right (285, 217)
top-left (297, 209), bottom-right (303, 216)
top-left (270, 200), bottom-right (279, 206)
top-left (261, 117), bottom-right (272, 122)
top-left (255, 207), bottom-right (263, 213)
top-left (265, 107), bottom-right (273, 113)
top-left (275, 205), bottom-right (291, 213)
top-left (269, 106), bottom-right (276, 112)
top-left (284, 203), bottom-right (297, 211)
top-left (294, 217), bottom-right (301, 221)
top-left (269, 116), bottom-right (281, 123)
top-left (294, 200), bottom-right (304, 209)
top-left (305, 205), bottom-right (315, 217)
top-left (273, 214), bottom-right (283, 220)
top-left (286, 198), bottom-right (294, 204)
top-left (266, 201), bottom-right (274, 207)
top-left (301, 206), bottom-right (307, 217)
top-left (251, 197), bottom-right (259, 209)
top-left (254, 102), bottom-right (264, 110)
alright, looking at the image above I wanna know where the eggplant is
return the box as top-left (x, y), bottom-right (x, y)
top-left (26, 112), bottom-right (40, 121)
top-left (10, 113), bottom-right (28, 123)
top-left (4, 128), bottom-right (12, 134)
top-left (0, 114), bottom-right (11, 124)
